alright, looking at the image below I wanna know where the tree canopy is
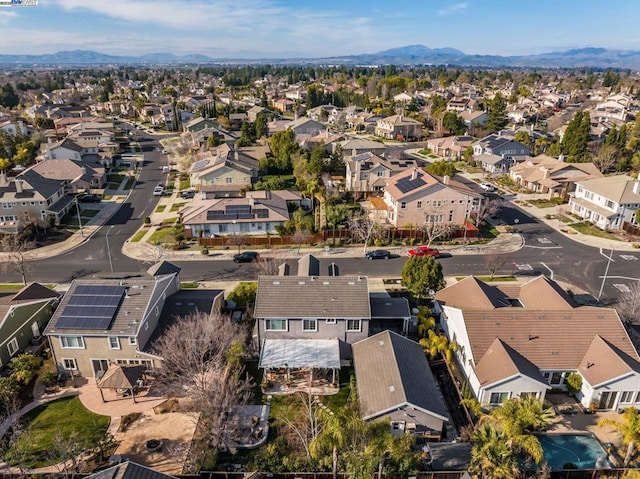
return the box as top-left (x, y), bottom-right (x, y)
top-left (561, 109), bottom-right (591, 162)
top-left (401, 256), bottom-right (445, 298)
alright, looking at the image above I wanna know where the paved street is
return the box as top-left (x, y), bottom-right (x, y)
top-left (1, 133), bottom-right (639, 304)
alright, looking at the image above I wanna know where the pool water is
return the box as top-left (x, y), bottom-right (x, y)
top-left (538, 434), bottom-right (610, 469)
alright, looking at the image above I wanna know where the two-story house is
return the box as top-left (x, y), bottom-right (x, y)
top-left (473, 134), bottom-right (531, 173)
top-left (0, 119), bottom-right (27, 137)
top-left (25, 159), bottom-right (106, 193)
top-left (0, 283), bottom-right (60, 369)
top-left (334, 138), bottom-right (388, 158)
top-left (346, 153), bottom-right (423, 193)
top-left (569, 175), bottom-right (640, 230)
top-left (426, 135), bottom-right (475, 161)
top-left (435, 275), bottom-right (640, 411)
top-left (382, 168), bottom-right (483, 228)
top-left (189, 144), bottom-right (259, 196)
top-left (44, 262), bottom-right (182, 378)
top-left (375, 115), bottom-right (423, 141)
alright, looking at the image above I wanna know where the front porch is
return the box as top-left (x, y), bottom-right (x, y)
top-left (259, 338), bottom-right (341, 396)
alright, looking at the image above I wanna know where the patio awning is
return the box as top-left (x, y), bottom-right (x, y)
top-left (259, 339), bottom-right (341, 370)
top-left (97, 364), bottom-right (145, 390)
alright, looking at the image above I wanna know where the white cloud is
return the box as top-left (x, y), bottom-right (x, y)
top-left (437, 2), bottom-right (468, 16)
top-left (0, 10), bottom-right (18, 25)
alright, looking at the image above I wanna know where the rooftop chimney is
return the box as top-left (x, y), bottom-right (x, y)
top-left (411, 169), bottom-right (418, 180)
top-left (15, 179), bottom-right (23, 194)
top-left (443, 175), bottom-right (450, 185)
top-left (633, 179), bottom-right (640, 195)
top-left (0, 171), bottom-right (7, 186)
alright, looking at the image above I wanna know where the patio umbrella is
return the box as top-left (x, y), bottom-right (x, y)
top-left (96, 364), bottom-right (145, 403)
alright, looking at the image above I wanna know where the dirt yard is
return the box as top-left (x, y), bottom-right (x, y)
top-left (113, 411), bottom-right (198, 474)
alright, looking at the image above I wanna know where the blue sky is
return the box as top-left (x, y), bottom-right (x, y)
top-left (0, 0), bottom-right (639, 58)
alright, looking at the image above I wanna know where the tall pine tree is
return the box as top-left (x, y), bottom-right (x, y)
top-left (561, 110), bottom-right (591, 162)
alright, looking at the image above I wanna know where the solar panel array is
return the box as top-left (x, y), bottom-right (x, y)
top-left (191, 158), bottom-right (210, 171)
top-left (56, 285), bottom-right (125, 330)
top-left (206, 204), bottom-right (266, 221)
top-left (395, 176), bottom-right (426, 194)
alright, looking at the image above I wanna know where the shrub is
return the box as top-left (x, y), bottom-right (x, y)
top-left (565, 372), bottom-right (582, 395)
top-left (201, 246), bottom-right (209, 255)
top-left (119, 412), bottom-right (142, 432)
top-left (40, 371), bottom-right (58, 388)
top-left (9, 353), bottom-right (42, 385)
top-left (143, 216), bottom-right (151, 224)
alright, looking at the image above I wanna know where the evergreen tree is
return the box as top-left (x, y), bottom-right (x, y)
top-left (486, 94), bottom-right (508, 132)
top-left (0, 84), bottom-right (19, 108)
top-left (561, 110), bottom-right (591, 162)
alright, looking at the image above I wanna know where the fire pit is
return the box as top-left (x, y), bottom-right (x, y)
top-left (145, 439), bottom-right (163, 452)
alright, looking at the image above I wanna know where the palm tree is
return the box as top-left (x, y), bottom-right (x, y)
top-left (416, 306), bottom-right (435, 338)
top-left (310, 406), bottom-right (347, 479)
top-left (598, 407), bottom-right (640, 466)
top-left (470, 423), bottom-right (519, 479)
top-left (419, 330), bottom-right (459, 365)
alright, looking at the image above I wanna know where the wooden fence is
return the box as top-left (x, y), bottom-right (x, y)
top-left (623, 221), bottom-right (640, 238)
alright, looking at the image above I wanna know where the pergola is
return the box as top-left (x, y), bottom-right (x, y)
top-left (96, 364), bottom-right (145, 403)
top-left (259, 338), bottom-right (341, 385)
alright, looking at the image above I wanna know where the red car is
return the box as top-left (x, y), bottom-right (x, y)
top-left (407, 246), bottom-right (441, 258)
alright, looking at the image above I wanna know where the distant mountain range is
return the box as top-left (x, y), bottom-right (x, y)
top-left (1, 45), bottom-right (640, 68)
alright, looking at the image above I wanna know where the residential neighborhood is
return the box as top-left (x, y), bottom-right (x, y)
top-left (3, 24), bottom-right (640, 479)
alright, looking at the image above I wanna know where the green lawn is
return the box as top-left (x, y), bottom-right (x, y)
top-left (155, 205), bottom-right (167, 213)
top-left (170, 202), bottom-right (186, 212)
top-left (3, 396), bottom-right (110, 469)
top-left (148, 228), bottom-right (176, 244)
top-left (131, 230), bottom-right (147, 242)
top-left (569, 222), bottom-right (622, 241)
top-left (528, 198), bottom-right (566, 208)
top-left (179, 180), bottom-right (190, 191)
top-left (123, 176), bottom-right (136, 190)
top-left (320, 366), bottom-right (353, 411)
top-left (161, 217), bottom-right (178, 224)
top-left (180, 281), bottom-right (200, 289)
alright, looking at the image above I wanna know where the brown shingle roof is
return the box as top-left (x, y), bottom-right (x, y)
top-left (475, 338), bottom-right (549, 387)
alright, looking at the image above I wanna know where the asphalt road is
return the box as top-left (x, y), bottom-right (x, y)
top-left (11, 132), bottom-right (640, 305)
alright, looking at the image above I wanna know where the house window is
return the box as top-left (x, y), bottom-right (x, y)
top-left (449, 210), bottom-right (454, 222)
top-left (60, 336), bottom-right (84, 349)
top-left (7, 338), bottom-right (19, 357)
top-left (302, 319), bottom-right (317, 332)
top-left (326, 318), bottom-right (337, 325)
top-left (108, 337), bottom-right (120, 350)
top-left (266, 319), bottom-right (287, 331)
top-left (226, 177), bottom-right (233, 184)
top-left (62, 358), bottom-right (78, 370)
top-left (550, 372), bottom-right (564, 385)
top-left (621, 391), bottom-right (635, 403)
top-left (129, 337), bottom-right (137, 345)
top-left (490, 392), bottom-right (509, 405)
top-left (417, 201), bottom-right (422, 209)
top-left (346, 319), bottom-right (361, 332)
top-left (400, 201), bottom-right (406, 209)
top-left (605, 200), bottom-right (614, 209)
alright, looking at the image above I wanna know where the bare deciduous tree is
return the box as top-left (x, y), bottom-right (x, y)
top-left (593, 144), bottom-right (617, 173)
top-left (152, 312), bottom-right (253, 451)
top-left (50, 429), bottom-right (83, 478)
top-left (278, 392), bottom-right (324, 458)
top-left (226, 233), bottom-right (248, 254)
top-left (420, 211), bottom-right (453, 247)
top-left (348, 213), bottom-right (384, 253)
top-left (484, 253), bottom-right (508, 279)
top-left (292, 230), bottom-right (311, 254)
top-left (0, 237), bottom-right (34, 285)
top-left (617, 281), bottom-right (640, 324)
top-left (471, 198), bottom-right (503, 230)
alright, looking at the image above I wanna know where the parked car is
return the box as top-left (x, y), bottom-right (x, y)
top-left (153, 185), bottom-right (164, 196)
top-left (180, 189), bottom-right (196, 199)
top-left (365, 249), bottom-right (391, 260)
top-left (233, 251), bottom-right (259, 263)
top-left (407, 246), bottom-right (440, 257)
top-left (479, 182), bottom-right (495, 192)
top-left (162, 149), bottom-right (168, 154)
top-left (77, 194), bottom-right (102, 203)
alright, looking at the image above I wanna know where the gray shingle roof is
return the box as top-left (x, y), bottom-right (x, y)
top-left (370, 297), bottom-right (411, 319)
top-left (353, 330), bottom-right (449, 421)
top-left (87, 462), bottom-right (177, 479)
top-left (254, 276), bottom-right (370, 319)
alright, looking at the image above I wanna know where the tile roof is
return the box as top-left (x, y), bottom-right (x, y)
top-left (578, 335), bottom-right (640, 387)
top-left (384, 168), bottom-right (481, 201)
top-left (475, 338), bottom-right (549, 387)
top-left (254, 276), bottom-right (370, 319)
top-left (353, 330), bottom-right (449, 421)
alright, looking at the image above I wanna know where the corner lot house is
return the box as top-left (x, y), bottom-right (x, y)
top-left (569, 175), bottom-right (640, 230)
top-left (473, 134), bottom-right (531, 172)
top-left (0, 283), bottom-right (60, 368)
top-left (434, 275), bottom-right (640, 411)
top-left (44, 262), bottom-right (182, 377)
top-left (353, 331), bottom-right (449, 441)
top-left (383, 168), bottom-right (483, 228)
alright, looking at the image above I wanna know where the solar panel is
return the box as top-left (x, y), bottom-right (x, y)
top-left (191, 159), bottom-right (209, 171)
top-left (396, 176), bottom-right (426, 193)
top-left (56, 284), bottom-right (125, 330)
top-left (254, 208), bottom-right (269, 219)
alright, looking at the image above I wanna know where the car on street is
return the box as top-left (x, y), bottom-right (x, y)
top-left (162, 149), bottom-right (168, 154)
top-left (365, 249), bottom-right (391, 260)
top-left (407, 246), bottom-right (440, 257)
top-left (77, 194), bottom-right (102, 203)
top-left (479, 182), bottom-right (495, 192)
top-left (180, 189), bottom-right (196, 199)
top-left (233, 251), bottom-right (259, 263)
top-left (153, 185), bottom-right (164, 196)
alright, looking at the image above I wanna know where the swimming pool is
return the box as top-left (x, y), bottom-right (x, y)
top-left (538, 434), bottom-right (610, 470)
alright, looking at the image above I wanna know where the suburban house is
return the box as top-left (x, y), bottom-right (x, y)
top-left (188, 144), bottom-right (259, 195)
top-left (44, 262), bottom-right (183, 378)
top-left (334, 138), bottom-right (388, 158)
top-left (569, 175), bottom-right (640, 231)
top-left (459, 110), bottom-right (488, 128)
top-left (473, 134), bottom-right (531, 171)
top-left (25, 159), bottom-right (107, 193)
top-left (178, 190), bottom-right (300, 237)
top-left (382, 168), bottom-right (483, 228)
top-left (0, 170), bottom-right (74, 227)
top-left (509, 155), bottom-right (602, 199)
top-left (182, 117), bottom-right (219, 133)
top-left (426, 136), bottom-right (475, 160)
top-left (434, 275), bottom-right (640, 411)
top-left (0, 119), bottom-right (27, 137)
top-left (44, 138), bottom-right (90, 161)
top-left (375, 115), bottom-right (423, 141)
top-left (272, 98), bottom-right (295, 113)
top-left (353, 331), bottom-right (449, 441)
top-left (346, 152), bottom-right (423, 193)
top-left (247, 106), bottom-right (267, 122)
top-left (0, 283), bottom-right (60, 369)
top-left (286, 117), bottom-right (327, 137)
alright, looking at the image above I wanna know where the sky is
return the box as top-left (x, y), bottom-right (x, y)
top-left (1, 0), bottom-right (640, 58)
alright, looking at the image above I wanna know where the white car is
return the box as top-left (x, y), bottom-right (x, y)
top-left (153, 185), bottom-right (164, 196)
top-left (162, 149), bottom-right (168, 154)
top-left (479, 182), bottom-right (495, 192)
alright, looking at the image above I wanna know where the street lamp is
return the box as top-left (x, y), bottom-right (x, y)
top-left (74, 197), bottom-right (84, 237)
top-left (106, 225), bottom-right (114, 273)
